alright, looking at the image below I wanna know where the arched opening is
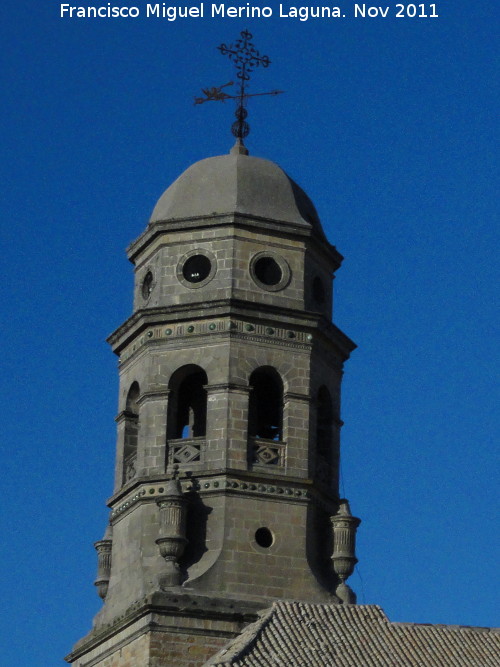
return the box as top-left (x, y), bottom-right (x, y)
top-left (248, 367), bottom-right (283, 441)
top-left (312, 275), bottom-right (326, 305)
top-left (167, 366), bottom-right (208, 468)
top-left (168, 366), bottom-right (208, 438)
top-left (123, 382), bottom-right (140, 483)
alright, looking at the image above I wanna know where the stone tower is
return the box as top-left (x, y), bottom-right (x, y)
top-left (66, 141), bottom-right (360, 667)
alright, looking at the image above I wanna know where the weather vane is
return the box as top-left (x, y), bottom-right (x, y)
top-left (194, 30), bottom-right (283, 141)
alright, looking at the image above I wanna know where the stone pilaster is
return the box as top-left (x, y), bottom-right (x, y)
top-left (137, 390), bottom-right (169, 477)
top-left (204, 383), bottom-right (250, 470)
top-left (283, 392), bottom-right (311, 477)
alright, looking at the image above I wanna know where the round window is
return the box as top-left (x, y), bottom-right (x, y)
top-left (255, 527), bottom-right (274, 549)
top-left (141, 271), bottom-right (154, 300)
top-left (254, 257), bottom-right (282, 286)
top-left (182, 255), bottom-right (212, 283)
top-left (250, 253), bottom-right (291, 292)
top-left (177, 250), bottom-right (217, 289)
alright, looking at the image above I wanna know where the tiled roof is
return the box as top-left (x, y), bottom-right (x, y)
top-left (204, 602), bottom-right (499, 666)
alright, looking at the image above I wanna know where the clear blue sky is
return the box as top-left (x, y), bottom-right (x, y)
top-left (1, 2), bottom-right (498, 665)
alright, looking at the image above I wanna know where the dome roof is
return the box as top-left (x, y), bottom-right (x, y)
top-left (149, 148), bottom-right (324, 235)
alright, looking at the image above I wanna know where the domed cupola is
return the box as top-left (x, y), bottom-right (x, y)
top-left (126, 143), bottom-right (341, 319)
top-left (149, 144), bottom-right (327, 241)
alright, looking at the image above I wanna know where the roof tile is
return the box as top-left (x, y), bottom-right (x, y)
top-left (203, 602), bottom-right (499, 667)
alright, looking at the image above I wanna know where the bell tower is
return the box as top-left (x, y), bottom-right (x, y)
top-left (66, 141), bottom-right (360, 667)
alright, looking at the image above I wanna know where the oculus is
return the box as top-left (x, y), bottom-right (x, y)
top-left (254, 256), bottom-right (282, 285)
top-left (182, 254), bottom-right (212, 283)
top-left (255, 527), bottom-right (274, 548)
top-left (250, 252), bottom-right (291, 292)
top-left (177, 250), bottom-right (217, 288)
top-left (141, 271), bottom-right (154, 300)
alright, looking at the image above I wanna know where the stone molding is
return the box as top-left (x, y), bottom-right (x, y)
top-left (204, 382), bottom-right (251, 395)
top-left (114, 409), bottom-right (138, 424)
top-left (107, 297), bottom-right (328, 350)
top-left (284, 391), bottom-right (311, 403)
top-left (136, 389), bottom-right (170, 405)
top-left (117, 318), bottom-right (315, 365)
top-left (108, 471), bottom-right (339, 524)
top-left (126, 211), bottom-right (340, 265)
top-left (65, 591), bottom-right (262, 665)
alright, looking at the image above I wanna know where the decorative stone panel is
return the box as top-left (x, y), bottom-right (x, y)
top-left (250, 437), bottom-right (286, 466)
top-left (168, 437), bottom-right (204, 466)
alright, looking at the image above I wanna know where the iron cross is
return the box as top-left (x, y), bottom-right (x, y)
top-left (195, 30), bottom-right (283, 140)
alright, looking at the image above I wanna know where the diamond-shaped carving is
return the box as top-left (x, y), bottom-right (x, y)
top-left (255, 446), bottom-right (280, 465)
top-left (124, 453), bottom-right (137, 481)
top-left (173, 443), bottom-right (200, 464)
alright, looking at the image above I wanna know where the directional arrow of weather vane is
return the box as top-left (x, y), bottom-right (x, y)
top-left (194, 30), bottom-right (284, 140)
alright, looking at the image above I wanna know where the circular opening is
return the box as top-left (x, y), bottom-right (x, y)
top-left (141, 271), bottom-right (153, 300)
top-left (312, 276), bottom-right (326, 304)
top-left (255, 527), bottom-right (274, 548)
top-left (254, 257), bottom-right (282, 286)
top-left (182, 255), bottom-right (212, 283)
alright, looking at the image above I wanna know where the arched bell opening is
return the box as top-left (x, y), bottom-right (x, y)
top-left (315, 385), bottom-right (334, 485)
top-left (167, 365), bottom-right (208, 469)
top-left (248, 366), bottom-right (286, 467)
top-left (122, 381), bottom-right (140, 484)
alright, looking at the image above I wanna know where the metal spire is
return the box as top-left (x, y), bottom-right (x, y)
top-left (194, 30), bottom-right (283, 144)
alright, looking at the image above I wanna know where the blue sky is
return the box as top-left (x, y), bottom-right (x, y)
top-left (1, 2), bottom-right (498, 665)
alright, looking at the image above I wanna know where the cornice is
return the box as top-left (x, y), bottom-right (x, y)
top-left (107, 470), bottom-right (339, 523)
top-left (65, 591), bottom-right (261, 663)
top-left (107, 299), bottom-right (355, 366)
top-left (136, 389), bottom-right (170, 405)
top-left (204, 382), bottom-right (250, 394)
top-left (126, 212), bottom-right (341, 268)
top-left (108, 298), bottom-right (320, 346)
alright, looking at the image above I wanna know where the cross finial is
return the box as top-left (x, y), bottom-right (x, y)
top-left (195, 30), bottom-right (283, 144)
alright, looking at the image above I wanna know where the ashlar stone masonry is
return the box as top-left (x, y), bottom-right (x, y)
top-left (66, 141), bottom-right (360, 667)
